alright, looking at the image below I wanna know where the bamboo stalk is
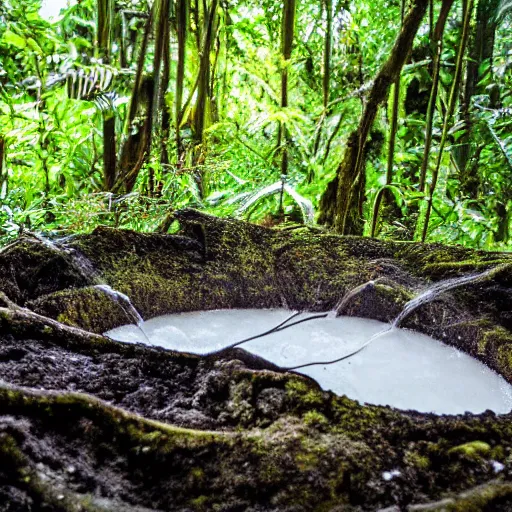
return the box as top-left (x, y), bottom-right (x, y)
top-left (370, 0), bottom-right (406, 237)
top-left (278, 0), bottom-right (297, 217)
top-left (97, 0), bottom-right (116, 191)
top-left (313, 0), bottom-right (333, 156)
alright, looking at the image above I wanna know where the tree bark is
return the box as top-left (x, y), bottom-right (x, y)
top-left (176, 0), bottom-right (189, 158)
top-left (97, 0), bottom-right (116, 192)
top-left (151, 0), bottom-right (172, 195)
top-left (421, 0), bottom-right (474, 241)
top-left (103, 115), bottom-right (116, 191)
top-left (194, 0), bottom-right (219, 146)
top-left (113, 11), bottom-right (154, 193)
top-left (418, 0), bottom-right (455, 193)
top-left (192, 0), bottom-right (219, 197)
top-left (278, 0), bottom-right (297, 216)
top-left (456, 0), bottom-right (499, 198)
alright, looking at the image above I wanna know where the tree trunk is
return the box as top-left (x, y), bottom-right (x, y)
top-left (421, 0), bottom-right (474, 241)
top-left (370, 0), bottom-right (409, 237)
top-left (159, 15), bottom-right (171, 176)
top-left (318, 0), bottom-right (429, 234)
top-left (418, 0), bottom-right (455, 192)
top-left (194, 0), bottom-right (219, 145)
top-left (97, 0), bottom-right (116, 191)
top-left (456, 0), bottom-right (499, 198)
top-left (103, 115), bottom-right (116, 191)
top-left (278, 0), bottom-right (297, 216)
top-left (150, 0), bottom-right (172, 195)
top-left (322, 0), bottom-right (333, 110)
top-left (193, 0), bottom-right (219, 197)
top-left (176, 0), bottom-right (189, 158)
top-left (97, 0), bottom-right (114, 59)
top-left (113, 12), bottom-right (154, 193)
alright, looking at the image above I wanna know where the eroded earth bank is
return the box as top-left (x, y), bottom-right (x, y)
top-left (1, 210), bottom-right (512, 511)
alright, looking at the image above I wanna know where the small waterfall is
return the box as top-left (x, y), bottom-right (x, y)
top-left (328, 279), bottom-right (379, 318)
top-left (95, 285), bottom-right (144, 325)
top-left (65, 248), bottom-right (102, 284)
top-left (27, 232), bottom-right (62, 252)
top-left (12, 233), bottom-right (101, 285)
top-left (94, 284), bottom-right (152, 344)
top-left (393, 265), bottom-right (507, 328)
top-left (1, 233), bottom-right (66, 256)
top-left (288, 263), bottom-right (509, 369)
top-left (3, 233), bottom-right (156, 345)
top-left (46, 242), bottom-right (151, 342)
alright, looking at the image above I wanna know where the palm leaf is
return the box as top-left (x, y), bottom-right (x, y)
top-left (283, 184), bottom-right (315, 224)
top-left (236, 181), bottom-right (315, 224)
top-left (237, 181), bottom-right (282, 215)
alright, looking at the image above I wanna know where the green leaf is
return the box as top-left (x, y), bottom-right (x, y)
top-left (27, 38), bottom-right (43, 55)
top-left (2, 30), bottom-right (27, 49)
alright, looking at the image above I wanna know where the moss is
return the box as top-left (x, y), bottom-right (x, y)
top-left (374, 282), bottom-right (411, 303)
top-left (0, 430), bottom-right (104, 512)
top-left (404, 450), bottom-right (431, 470)
top-left (432, 482), bottom-right (512, 511)
top-left (0, 387), bottom-right (225, 451)
top-left (189, 467), bottom-right (205, 481)
top-left (490, 328), bottom-right (512, 379)
top-left (285, 378), bottom-right (325, 408)
top-left (423, 259), bottom-right (511, 275)
top-left (295, 451), bottom-right (320, 472)
top-left (2, 211), bottom-right (512, 509)
top-left (228, 380), bottom-right (255, 425)
top-left (393, 240), bottom-right (512, 278)
top-left (491, 445), bottom-right (506, 461)
top-left (449, 441), bottom-right (492, 460)
top-left (29, 286), bottom-right (128, 334)
top-left (190, 495), bottom-right (209, 510)
top-left (302, 410), bottom-right (329, 429)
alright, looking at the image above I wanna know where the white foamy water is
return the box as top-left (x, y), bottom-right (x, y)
top-left (105, 309), bottom-right (512, 415)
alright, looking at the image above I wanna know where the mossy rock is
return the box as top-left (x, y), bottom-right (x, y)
top-left (0, 210), bottom-right (512, 510)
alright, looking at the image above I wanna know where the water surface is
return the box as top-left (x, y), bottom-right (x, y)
top-left (106, 309), bottom-right (512, 415)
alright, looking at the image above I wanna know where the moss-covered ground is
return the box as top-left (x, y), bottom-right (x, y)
top-left (0, 210), bottom-right (512, 510)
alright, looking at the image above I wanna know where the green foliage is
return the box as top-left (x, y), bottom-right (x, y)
top-left (0, 0), bottom-right (510, 251)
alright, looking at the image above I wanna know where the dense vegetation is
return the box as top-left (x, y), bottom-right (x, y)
top-left (0, 0), bottom-right (511, 249)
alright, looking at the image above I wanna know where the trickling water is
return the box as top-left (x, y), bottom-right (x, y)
top-left (94, 285), bottom-right (153, 344)
top-left (328, 280), bottom-right (377, 319)
top-left (393, 265), bottom-right (507, 328)
top-left (95, 285), bottom-right (144, 325)
top-left (32, 233), bottom-right (62, 252)
top-left (66, 248), bottom-right (101, 284)
top-left (15, 236), bottom-right (155, 346)
top-left (105, 309), bottom-right (512, 414)
top-left (316, 265), bottom-right (510, 364)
